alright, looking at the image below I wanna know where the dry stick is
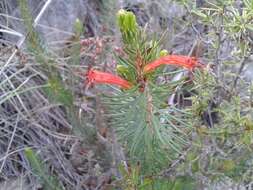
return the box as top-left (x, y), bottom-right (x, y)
top-left (231, 56), bottom-right (249, 93)
top-left (214, 6), bottom-right (225, 104)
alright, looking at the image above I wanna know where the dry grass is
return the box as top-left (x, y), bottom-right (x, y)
top-left (0, 0), bottom-right (115, 189)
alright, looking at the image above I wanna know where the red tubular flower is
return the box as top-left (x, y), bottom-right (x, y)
top-left (86, 69), bottom-right (132, 89)
top-left (144, 55), bottom-right (204, 73)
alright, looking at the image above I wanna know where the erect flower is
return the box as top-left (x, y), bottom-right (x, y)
top-left (86, 69), bottom-right (133, 89)
top-left (144, 55), bottom-right (204, 73)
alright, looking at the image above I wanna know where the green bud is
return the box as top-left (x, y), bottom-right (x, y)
top-left (74, 18), bottom-right (83, 36)
top-left (116, 65), bottom-right (135, 82)
top-left (117, 9), bottom-right (137, 32)
top-left (117, 9), bottom-right (126, 30)
top-left (159, 49), bottom-right (168, 57)
top-left (117, 65), bottom-right (129, 76)
top-left (117, 9), bottom-right (138, 42)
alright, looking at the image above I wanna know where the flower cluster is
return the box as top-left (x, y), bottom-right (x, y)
top-left (85, 55), bottom-right (204, 90)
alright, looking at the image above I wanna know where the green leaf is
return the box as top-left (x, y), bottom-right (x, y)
top-left (24, 148), bottom-right (44, 175)
top-left (191, 10), bottom-right (208, 19)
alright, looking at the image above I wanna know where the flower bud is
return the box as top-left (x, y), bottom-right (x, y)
top-left (74, 18), bottom-right (83, 36)
top-left (86, 69), bottom-right (133, 89)
top-left (116, 65), bottom-right (129, 76)
top-left (117, 9), bottom-right (138, 42)
top-left (159, 49), bottom-right (169, 57)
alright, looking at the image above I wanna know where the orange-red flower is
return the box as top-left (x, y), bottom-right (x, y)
top-left (144, 55), bottom-right (204, 73)
top-left (86, 69), bottom-right (132, 89)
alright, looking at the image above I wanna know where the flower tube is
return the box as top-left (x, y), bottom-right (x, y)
top-left (144, 55), bottom-right (203, 73)
top-left (86, 69), bottom-right (132, 89)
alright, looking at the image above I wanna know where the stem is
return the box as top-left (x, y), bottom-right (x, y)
top-left (215, 6), bottom-right (224, 84)
top-left (231, 56), bottom-right (249, 92)
top-left (214, 6), bottom-right (225, 104)
top-left (145, 86), bottom-right (154, 130)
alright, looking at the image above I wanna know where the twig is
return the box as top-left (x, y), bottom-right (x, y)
top-left (215, 6), bottom-right (225, 84)
top-left (231, 56), bottom-right (249, 92)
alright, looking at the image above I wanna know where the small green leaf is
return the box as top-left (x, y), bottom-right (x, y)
top-left (191, 10), bottom-right (207, 19)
